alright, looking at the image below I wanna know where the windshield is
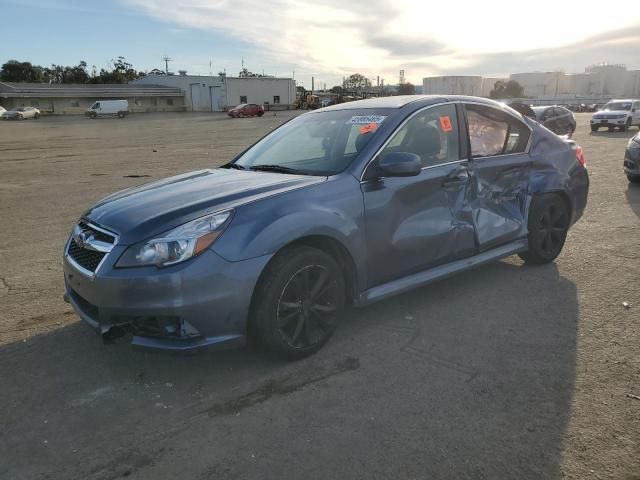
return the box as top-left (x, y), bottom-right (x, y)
top-left (233, 109), bottom-right (395, 175)
top-left (12, 107), bottom-right (25, 112)
top-left (602, 102), bottom-right (632, 111)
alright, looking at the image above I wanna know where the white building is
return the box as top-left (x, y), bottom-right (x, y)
top-left (132, 73), bottom-right (296, 112)
top-left (422, 64), bottom-right (640, 99)
top-left (225, 77), bottom-right (296, 109)
top-left (423, 75), bottom-right (507, 97)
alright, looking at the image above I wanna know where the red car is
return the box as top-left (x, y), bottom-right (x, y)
top-left (228, 103), bottom-right (264, 118)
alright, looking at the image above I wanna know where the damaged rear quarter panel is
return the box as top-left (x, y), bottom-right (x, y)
top-left (527, 127), bottom-right (589, 224)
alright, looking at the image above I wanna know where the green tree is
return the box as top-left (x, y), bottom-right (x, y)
top-left (329, 85), bottom-right (346, 94)
top-left (238, 68), bottom-right (271, 78)
top-left (344, 73), bottom-right (371, 90)
top-left (397, 82), bottom-right (416, 95)
top-left (489, 80), bottom-right (524, 99)
top-left (0, 60), bottom-right (43, 82)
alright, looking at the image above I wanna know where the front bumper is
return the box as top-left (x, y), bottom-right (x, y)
top-left (624, 144), bottom-right (640, 177)
top-left (591, 118), bottom-right (627, 126)
top-left (63, 247), bottom-right (271, 350)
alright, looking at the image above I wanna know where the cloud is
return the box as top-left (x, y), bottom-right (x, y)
top-left (124, 0), bottom-right (640, 83)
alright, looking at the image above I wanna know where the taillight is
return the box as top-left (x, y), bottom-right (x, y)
top-left (575, 146), bottom-right (586, 167)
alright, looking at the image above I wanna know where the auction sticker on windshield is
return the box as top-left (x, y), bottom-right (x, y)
top-left (347, 115), bottom-right (387, 125)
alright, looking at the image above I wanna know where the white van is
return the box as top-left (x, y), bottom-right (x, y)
top-left (86, 100), bottom-right (129, 119)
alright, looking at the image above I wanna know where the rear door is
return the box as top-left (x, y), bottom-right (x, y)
top-left (463, 103), bottom-right (532, 251)
top-left (361, 103), bottom-right (476, 287)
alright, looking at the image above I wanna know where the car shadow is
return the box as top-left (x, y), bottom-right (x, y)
top-left (0, 259), bottom-right (578, 479)
top-left (625, 182), bottom-right (640, 218)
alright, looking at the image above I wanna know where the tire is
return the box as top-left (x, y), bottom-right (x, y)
top-left (257, 111), bottom-right (264, 117)
top-left (250, 246), bottom-right (346, 359)
top-left (628, 175), bottom-right (640, 183)
top-left (90, 112), bottom-right (97, 119)
top-left (518, 194), bottom-right (570, 265)
top-left (621, 118), bottom-right (631, 132)
top-left (117, 111), bottom-right (125, 118)
top-left (34, 113), bottom-right (40, 119)
top-left (591, 125), bottom-right (598, 132)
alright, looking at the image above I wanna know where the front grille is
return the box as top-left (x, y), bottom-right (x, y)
top-left (68, 239), bottom-right (106, 272)
top-left (66, 221), bottom-right (117, 273)
top-left (78, 221), bottom-right (115, 243)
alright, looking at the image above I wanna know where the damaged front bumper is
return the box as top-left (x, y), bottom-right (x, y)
top-left (63, 247), bottom-right (271, 351)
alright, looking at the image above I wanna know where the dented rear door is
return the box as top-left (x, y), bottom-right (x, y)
top-left (463, 103), bottom-right (532, 251)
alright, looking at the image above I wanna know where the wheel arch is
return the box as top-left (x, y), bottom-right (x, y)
top-left (249, 234), bottom-right (359, 314)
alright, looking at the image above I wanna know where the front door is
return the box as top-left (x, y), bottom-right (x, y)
top-left (362, 103), bottom-right (476, 287)
top-left (463, 103), bottom-right (532, 251)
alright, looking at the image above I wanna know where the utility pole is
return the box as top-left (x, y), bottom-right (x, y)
top-left (162, 55), bottom-right (172, 74)
top-left (311, 76), bottom-right (314, 94)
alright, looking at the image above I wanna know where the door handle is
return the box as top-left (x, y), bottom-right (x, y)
top-left (442, 170), bottom-right (468, 188)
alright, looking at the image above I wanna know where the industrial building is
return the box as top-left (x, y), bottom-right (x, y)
top-left (0, 82), bottom-right (185, 114)
top-left (423, 64), bottom-right (640, 100)
top-left (131, 73), bottom-right (296, 112)
top-left (422, 76), bottom-right (503, 97)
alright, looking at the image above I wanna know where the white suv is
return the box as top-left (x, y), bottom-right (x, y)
top-left (591, 99), bottom-right (640, 132)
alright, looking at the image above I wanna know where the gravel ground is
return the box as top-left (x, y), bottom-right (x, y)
top-left (0, 111), bottom-right (638, 480)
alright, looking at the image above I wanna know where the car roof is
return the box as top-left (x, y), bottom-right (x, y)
top-left (318, 94), bottom-right (509, 111)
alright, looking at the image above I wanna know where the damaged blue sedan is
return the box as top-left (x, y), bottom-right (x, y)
top-left (63, 96), bottom-right (589, 358)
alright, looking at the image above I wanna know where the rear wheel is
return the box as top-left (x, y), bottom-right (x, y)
top-left (628, 175), bottom-right (640, 183)
top-left (519, 194), bottom-right (570, 264)
top-left (250, 246), bottom-right (345, 359)
top-left (117, 111), bottom-right (125, 118)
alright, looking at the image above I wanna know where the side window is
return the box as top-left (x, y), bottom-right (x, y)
top-left (380, 104), bottom-right (459, 168)
top-left (466, 104), bottom-right (530, 157)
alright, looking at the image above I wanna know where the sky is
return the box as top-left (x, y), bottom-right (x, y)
top-left (2, 0), bottom-right (640, 89)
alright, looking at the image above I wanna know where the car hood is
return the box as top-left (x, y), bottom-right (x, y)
top-left (84, 168), bottom-right (326, 244)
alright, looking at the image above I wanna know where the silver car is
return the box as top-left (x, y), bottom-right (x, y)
top-left (2, 106), bottom-right (41, 120)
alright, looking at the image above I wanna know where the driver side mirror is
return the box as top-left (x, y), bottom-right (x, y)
top-left (377, 152), bottom-right (422, 178)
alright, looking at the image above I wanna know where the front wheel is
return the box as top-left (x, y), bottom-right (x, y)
top-left (591, 125), bottom-right (598, 132)
top-left (621, 118), bottom-right (631, 132)
top-left (257, 111), bottom-right (264, 117)
top-left (519, 194), bottom-right (570, 264)
top-left (34, 113), bottom-right (40, 119)
top-left (250, 246), bottom-right (346, 359)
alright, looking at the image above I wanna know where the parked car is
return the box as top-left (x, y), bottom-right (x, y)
top-left (2, 106), bottom-right (40, 120)
top-left (63, 95), bottom-right (589, 358)
top-left (0, 106), bottom-right (6, 116)
top-left (624, 132), bottom-right (640, 183)
top-left (531, 105), bottom-right (576, 137)
top-left (228, 103), bottom-right (264, 118)
top-left (86, 100), bottom-right (129, 119)
top-left (590, 99), bottom-right (640, 132)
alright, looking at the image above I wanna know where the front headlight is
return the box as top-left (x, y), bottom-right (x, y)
top-left (116, 210), bottom-right (233, 268)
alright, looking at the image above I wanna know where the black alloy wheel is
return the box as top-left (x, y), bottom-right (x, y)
top-left (519, 194), bottom-right (569, 264)
top-left (250, 246), bottom-right (345, 358)
top-left (277, 265), bottom-right (338, 349)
